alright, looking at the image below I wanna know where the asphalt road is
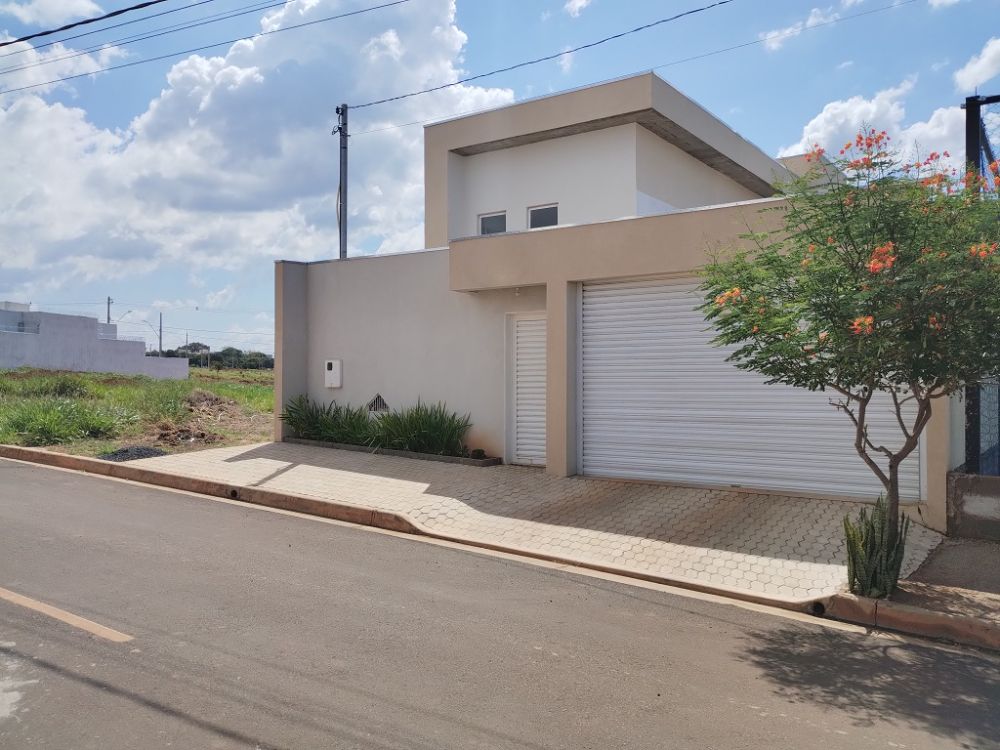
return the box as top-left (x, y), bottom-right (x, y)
top-left (1, 458), bottom-right (998, 750)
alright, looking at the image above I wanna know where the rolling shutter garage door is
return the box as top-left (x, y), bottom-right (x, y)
top-left (512, 316), bottom-right (547, 466)
top-left (579, 278), bottom-right (920, 499)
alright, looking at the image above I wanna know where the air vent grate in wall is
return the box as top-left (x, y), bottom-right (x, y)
top-left (366, 393), bottom-right (389, 414)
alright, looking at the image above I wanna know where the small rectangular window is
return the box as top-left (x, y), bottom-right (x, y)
top-left (479, 212), bottom-right (506, 235)
top-left (528, 204), bottom-right (558, 229)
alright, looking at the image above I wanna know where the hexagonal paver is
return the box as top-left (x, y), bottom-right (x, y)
top-left (130, 442), bottom-right (943, 604)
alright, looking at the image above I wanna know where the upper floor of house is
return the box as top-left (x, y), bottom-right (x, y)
top-left (423, 72), bottom-right (793, 248)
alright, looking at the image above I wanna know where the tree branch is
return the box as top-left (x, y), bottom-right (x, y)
top-left (890, 388), bottom-right (913, 440)
top-left (835, 391), bottom-right (891, 487)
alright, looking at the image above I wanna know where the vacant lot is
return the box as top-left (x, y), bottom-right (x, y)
top-left (0, 368), bottom-right (273, 456)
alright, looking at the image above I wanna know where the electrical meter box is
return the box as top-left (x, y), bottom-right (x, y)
top-left (324, 359), bottom-right (342, 388)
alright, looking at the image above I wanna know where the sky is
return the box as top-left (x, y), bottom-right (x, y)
top-left (1, 0), bottom-right (999, 354)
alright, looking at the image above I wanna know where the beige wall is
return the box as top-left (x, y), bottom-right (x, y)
top-left (446, 199), bottom-right (952, 531)
top-left (635, 126), bottom-right (759, 211)
top-left (279, 249), bottom-right (545, 458)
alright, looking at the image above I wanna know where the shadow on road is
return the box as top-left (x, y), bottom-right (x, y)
top-left (738, 626), bottom-right (1000, 749)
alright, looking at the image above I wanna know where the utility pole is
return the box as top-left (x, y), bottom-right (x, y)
top-left (106, 296), bottom-right (113, 325)
top-left (334, 103), bottom-right (349, 260)
top-left (158, 312), bottom-right (163, 357)
top-left (962, 93), bottom-right (1000, 473)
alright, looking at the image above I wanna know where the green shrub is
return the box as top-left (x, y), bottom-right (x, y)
top-left (1, 399), bottom-right (135, 446)
top-left (843, 496), bottom-right (910, 599)
top-left (0, 373), bottom-right (91, 398)
top-left (280, 395), bottom-right (335, 439)
top-left (281, 396), bottom-right (472, 456)
top-left (318, 403), bottom-right (373, 445)
top-left (369, 401), bottom-right (471, 457)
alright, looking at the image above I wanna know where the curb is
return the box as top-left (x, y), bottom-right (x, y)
top-left (0, 445), bottom-right (421, 534)
top-left (0, 444), bottom-right (824, 614)
top-left (826, 592), bottom-right (1000, 652)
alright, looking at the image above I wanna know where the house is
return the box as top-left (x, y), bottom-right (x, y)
top-left (0, 302), bottom-right (188, 379)
top-left (274, 73), bottom-right (958, 532)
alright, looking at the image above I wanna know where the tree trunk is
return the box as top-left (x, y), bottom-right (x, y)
top-left (885, 461), bottom-right (900, 549)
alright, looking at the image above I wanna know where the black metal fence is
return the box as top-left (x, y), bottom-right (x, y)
top-left (965, 381), bottom-right (1000, 475)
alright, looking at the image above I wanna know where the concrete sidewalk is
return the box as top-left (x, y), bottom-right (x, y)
top-left (893, 539), bottom-right (1000, 628)
top-left (122, 442), bottom-right (941, 607)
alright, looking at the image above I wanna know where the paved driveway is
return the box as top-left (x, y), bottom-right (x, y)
top-left (130, 442), bottom-right (941, 604)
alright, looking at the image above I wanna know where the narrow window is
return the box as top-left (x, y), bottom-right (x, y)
top-left (479, 212), bottom-right (506, 235)
top-left (528, 204), bottom-right (558, 229)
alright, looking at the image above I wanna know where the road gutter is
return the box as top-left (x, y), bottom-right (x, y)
top-left (7, 442), bottom-right (995, 652)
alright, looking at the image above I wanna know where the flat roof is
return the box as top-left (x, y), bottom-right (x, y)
top-left (425, 72), bottom-right (791, 197)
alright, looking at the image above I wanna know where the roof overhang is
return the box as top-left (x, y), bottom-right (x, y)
top-left (428, 72), bottom-right (790, 198)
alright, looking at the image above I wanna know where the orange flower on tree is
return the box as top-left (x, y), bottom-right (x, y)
top-left (969, 242), bottom-right (998, 259)
top-left (928, 314), bottom-right (944, 332)
top-left (867, 241), bottom-right (897, 273)
top-left (804, 143), bottom-right (826, 163)
top-left (714, 287), bottom-right (743, 307)
top-left (850, 315), bottom-right (874, 335)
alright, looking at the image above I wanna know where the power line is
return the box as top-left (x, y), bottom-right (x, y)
top-left (349, 0), bottom-right (738, 110)
top-left (0, 0), bottom-right (288, 76)
top-left (0, 0), bottom-right (174, 49)
top-left (0, 0), bottom-right (220, 60)
top-left (0, 0), bottom-right (410, 96)
top-left (351, 0), bottom-right (917, 137)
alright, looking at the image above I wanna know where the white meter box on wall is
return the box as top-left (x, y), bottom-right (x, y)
top-left (324, 359), bottom-right (342, 388)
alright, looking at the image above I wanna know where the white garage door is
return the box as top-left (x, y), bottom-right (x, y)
top-left (510, 315), bottom-right (547, 466)
top-left (579, 278), bottom-right (920, 499)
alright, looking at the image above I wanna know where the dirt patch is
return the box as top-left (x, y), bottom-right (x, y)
top-left (153, 420), bottom-right (223, 446)
top-left (147, 392), bottom-right (269, 450)
top-left (185, 389), bottom-right (230, 409)
top-left (99, 445), bottom-right (169, 462)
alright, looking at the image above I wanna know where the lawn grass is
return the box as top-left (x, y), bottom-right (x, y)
top-left (0, 367), bottom-right (273, 454)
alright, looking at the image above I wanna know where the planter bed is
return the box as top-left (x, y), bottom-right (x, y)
top-left (284, 437), bottom-right (503, 467)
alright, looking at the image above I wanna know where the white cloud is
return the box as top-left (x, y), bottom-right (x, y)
top-left (777, 76), bottom-right (973, 170)
top-left (841, 0), bottom-right (863, 6)
top-left (954, 37), bottom-right (1000, 92)
top-left (204, 286), bottom-right (236, 309)
top-left (557, 47), bottom-right (574, 74)
top-left (362, 29), bottom-right (403, 62)
top-left (928, 0), bottom-right (959, 7)
top-left (0, 0), bottom-right (514, 300)
top-left (931, 58), bottom-right (950, 72)
top-left (0, 0), bottom-right (100, 26)
top-left (759, 7), bottom-right (838, 52)
top-left (837, 60), bottom-right (854, 70)
top-left (778, 78), bottom-right (916, 156)
top-left (0, 38), bottom-right (125, 95)
top-left (564, 0), bottom-right (591, 18)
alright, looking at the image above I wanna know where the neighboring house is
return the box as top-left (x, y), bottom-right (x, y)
top-left (275, 73), bottom-right (959, 532)
top-left (0, 302), bottom-right (188, 379)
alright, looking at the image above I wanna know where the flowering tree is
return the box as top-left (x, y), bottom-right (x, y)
top-left (701, 129), bottom-right (1000, 546)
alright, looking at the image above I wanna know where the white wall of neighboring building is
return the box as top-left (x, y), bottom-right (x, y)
top-left (634, 125), bottom-right (761, 213)
top-left (0, 309), bottom-right (188, 379)
top-left (447, 124), bottom-right (638, 240)
top-left (280, 250), bottom-right (546, 458)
